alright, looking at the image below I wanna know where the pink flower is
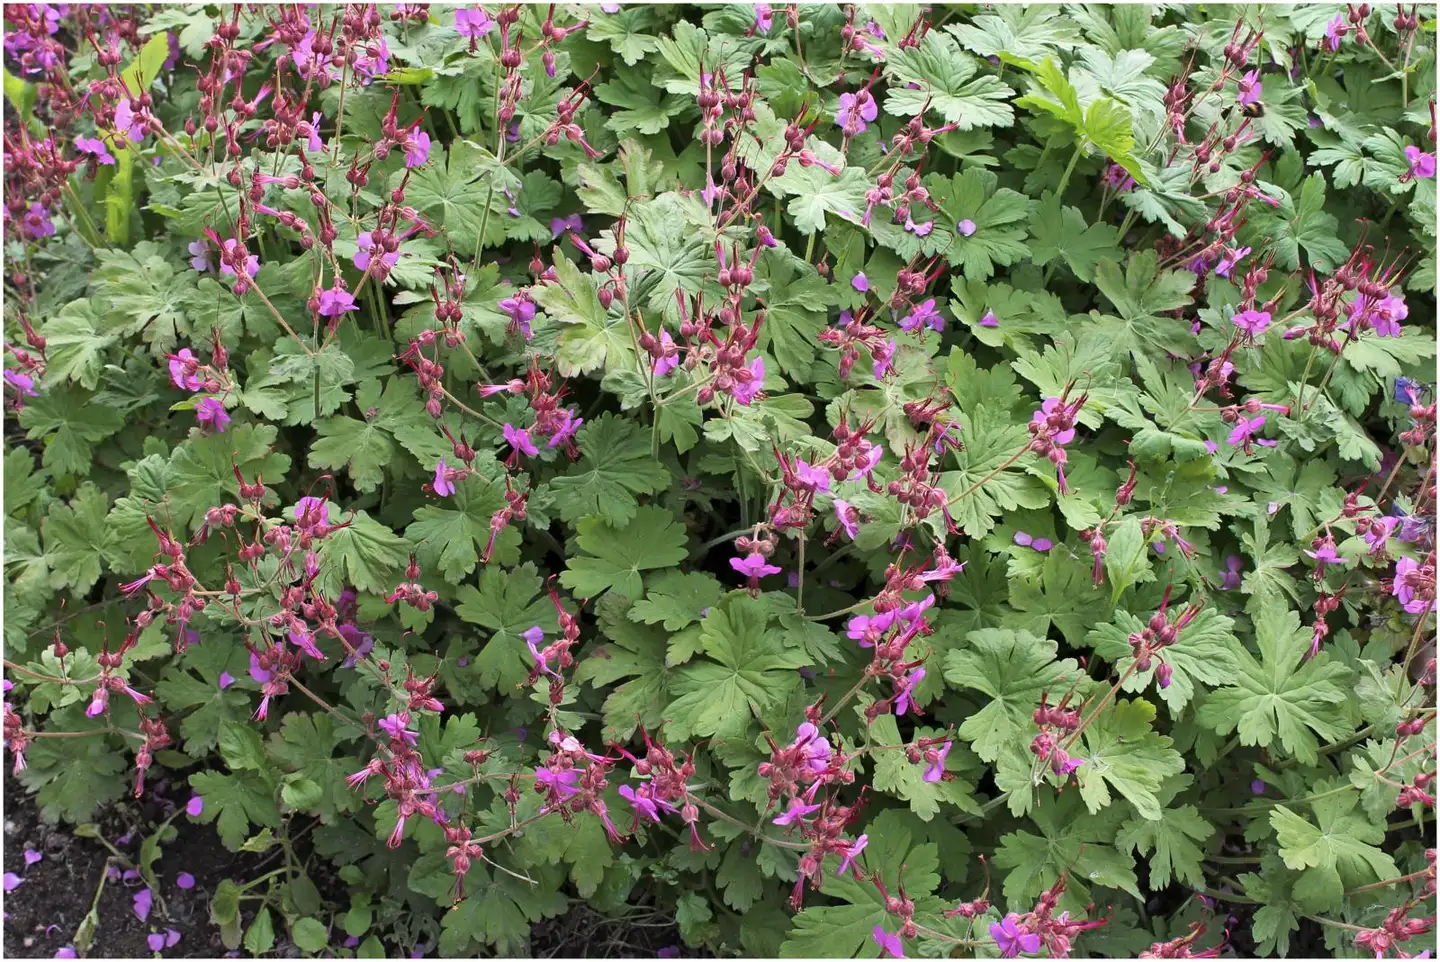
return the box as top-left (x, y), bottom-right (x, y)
top-left (195, 397), bottom-right (230, 432)
top-left (354, 231), bottom-right (400, 275)
top-left (433, 460), bottom-right (455, 497)
top-left (653, 330), bottom-right (679, 377)
top-left (893, 667), bottom-right (925, 715)
top-left (833, 499), bottom-right (859, 540)
top-left (873, 926), bottom-right (906, 959)
top-left (618, 784), bottom-right (663, 823)
top-left (730, 551), bottom-right (781, 580)
top-left (752, 3), bottom-right (774, 33)
top-left (923, 741), bottom-right (951, 782)
top-left (1237, 70), bottom-right (1261, 107)
top-left (903, 216), bottom-right (933, 237)
top-left (1227, 415), bottom-right (1266, 448)
top-left (834, 833), bottom-right (868, 875)
top-left (1030, 397), bottom-right (1076, 445)
top-left (453, 7), bottom-right (494, 38)
top-left (772, 797), bottom-right (820, 826)
top-left (1406, 145), bottom-right (1436, 180)
top-left (74, 135), bottom-right (115, 165)
top-left (990, 914), bottom-right (1040, 958)
top-left (403, 130), bottom-right (431, 168)
top-left (1232, 309), bottom-right (1272, 336)
top-left (168, 348), bottom-right (203, 391)
top-left (836, 90), bottom-right (878, 134)
top-left (504, 423), bottom-right (538, 458)
top-left (732, 356), bottom-right (765, 405)
top-left (793, 459), bottom-right (831, 493)
top-left (317, 285), bottom-right (358, 316)
top-left (899, 298), bottom-right (942, 333)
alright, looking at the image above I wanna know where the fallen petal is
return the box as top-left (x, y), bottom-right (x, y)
top-left (175, 872), bottom-right (195, 890)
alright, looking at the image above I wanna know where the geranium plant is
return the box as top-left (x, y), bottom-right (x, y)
top-left (3, 3), bottom-right (1436, 958)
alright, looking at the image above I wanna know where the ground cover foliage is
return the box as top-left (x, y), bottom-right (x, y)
top-left (2, 2), bottom-right (1438, 958)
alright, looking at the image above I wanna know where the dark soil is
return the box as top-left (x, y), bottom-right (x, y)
top-left (3, 772), bottom-right (261, 959)
top-left (4, 771), bottom-right (695, 959)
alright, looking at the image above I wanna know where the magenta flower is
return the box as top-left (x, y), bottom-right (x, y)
top-left (1322, 15), bottom-right (1348, 51)
top-left (187, 239), bottom-right (211, 272)
top-left (1232, 309), bottom-right (1272, 336)
top-left (1215, 246), bottom-right (1251, 279)
top-left (168, 348), bottom-right (203, 391)
top-left (893, 667), bottom-right (925, 715)
top-left (1237, 70), bottom-right (1261, 107)
top-left (618, 784), bottom-right (662, 824)
top-left (453, 7), bottom-right (495, 38)
top-left (403, 130), bottom-right (431, 168)
top-left (377, 712), bottom-right (419, 746)
top-left (295, 496), bottom-right (330, 526)
top-left (753, 3), bottom-right (774, 33)
top-left (730, 551), bottom-right (781, 580)
top-left (772, 797), bottom-right (820, 826)
top-left (1405, 145), bottom-right (1436, 180)
top-left (498, 295), bottom-right (536, 338)
top-left (956, 218), bottom-right (976, 237)
top-left (1030, 398), bottom-right (1076, 445)
top-left (653, 330), bottom-right (679, 377)
top-left (1305, 543), bottom-right (1348, 566)
top-left (793, 459), bottom-right (831, 493)
top-left (834, 833), bottom-right (868, 875)
top-left (535, 767), bottom-right (581, 800)
top-left (433, 459), bottom-right (455, 497)
top-left (1365, 516), bottom-right (1399, 555)
top-left (836, 89), bottom-right (878, 134)
top-left (1227, 415), bottom-right (1266, 448)
top-left (899, 298), bottom-right (942, 333)
top-left (114, 99), bottom-right (145, 142)
top-left (1013, 531), bottom-right (1053, 553)
top-left (195, 397), bottom-right (230, 433)
top-left (354, 231), bottom-right (400, 275)
top-left (218, 238), bottom-right (259, 280)
top-left (504, 423), bottom-right (538, 459)
top-left (1393, 557), bottom-right (1434, 614)
top-left (872, 338), bottom-right (896, 378)
top-left (547, 408), bottom-right (583, 448)
top-left (833, 498), bottom-right (860, 540)
top-left (74, 135), bottom-right (115, 165)
top-left (990, 914), bottom-right (1041, 958)
top-left (872, 926), bottom-right (906, 959)
top-left (317, 285), bottom-right (358, 317)
top-left (923, 741), bottom-right (951, 783)
top-left (1219, 555), bottom-right (1244, 590)
top-left (851, 271), bottom-right (869, 292)
top-left (5, 369), bottom-right (38, 397)
top-left (731, 355), bottom-right (765, 405)
top-left (20, 202), bottom-right (53, 239)
top-left (549, 212), bottom-right (583, 239)
top-left (903, 216), bottom-right (934, 237)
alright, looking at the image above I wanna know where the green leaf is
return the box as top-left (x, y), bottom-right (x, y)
top-left (869, 715), bottom-right (978, 821)
top-left (769, 141), bottom-right (869, 235)
top-left (315, 509), bottom-right (412, 597)
top-left (452, 562), bottom-right (559, 692)
top-left (42, 483), bottom-right (109, 595)
top-left (628, 571), bottom-right (724, 631)
top-left (40, 301), bottom-right (117, 390)
top-left (1115, 778), bottom-right (1214, 889)
top-left (291, 918), bottom-right (329, 954)
top-left (188, 770), bottom-right (282, 850)
top-left (883, 30), bottom-right (1015, 129)
top-left (782, 810), bottom-right (944, 957)
top-left (535, 253), bottom-right (635, 376)
top-left (756, 257), bottom-right (836, 379)
top-left (1195, 606), bottom-right (1353, 764)
top-left (662, 594), bottom-right (807, 741)
top-left (1272, 793), bottom-right (1398, 903)
top-left (1074, 698), bottom-right (1186, 820)
top-left (1027, 192), bottom-right (1120, 281)
top-left (405, 473), bottom-right (518, 582)
top-left (18, 387), bottom-right (126, 479)
top-left (549, 414), bottom-right (672, 527)
top-left (993, 794), bottom-right (1141, 908)
top-left (244, 907), bottom-right (276, 956)
top-left (268, 713), bottom-right (357, 819)
top-left (309, 410), bottom-right (396, 494)
top-left (943, 627), bottom-right (1088, 762)
top-left (1087, 608), bottom-right (1241, 713)
top-left (574, 594), bottom-right (671, 739)
top-left (560, 505), bottom-right (688, 601)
